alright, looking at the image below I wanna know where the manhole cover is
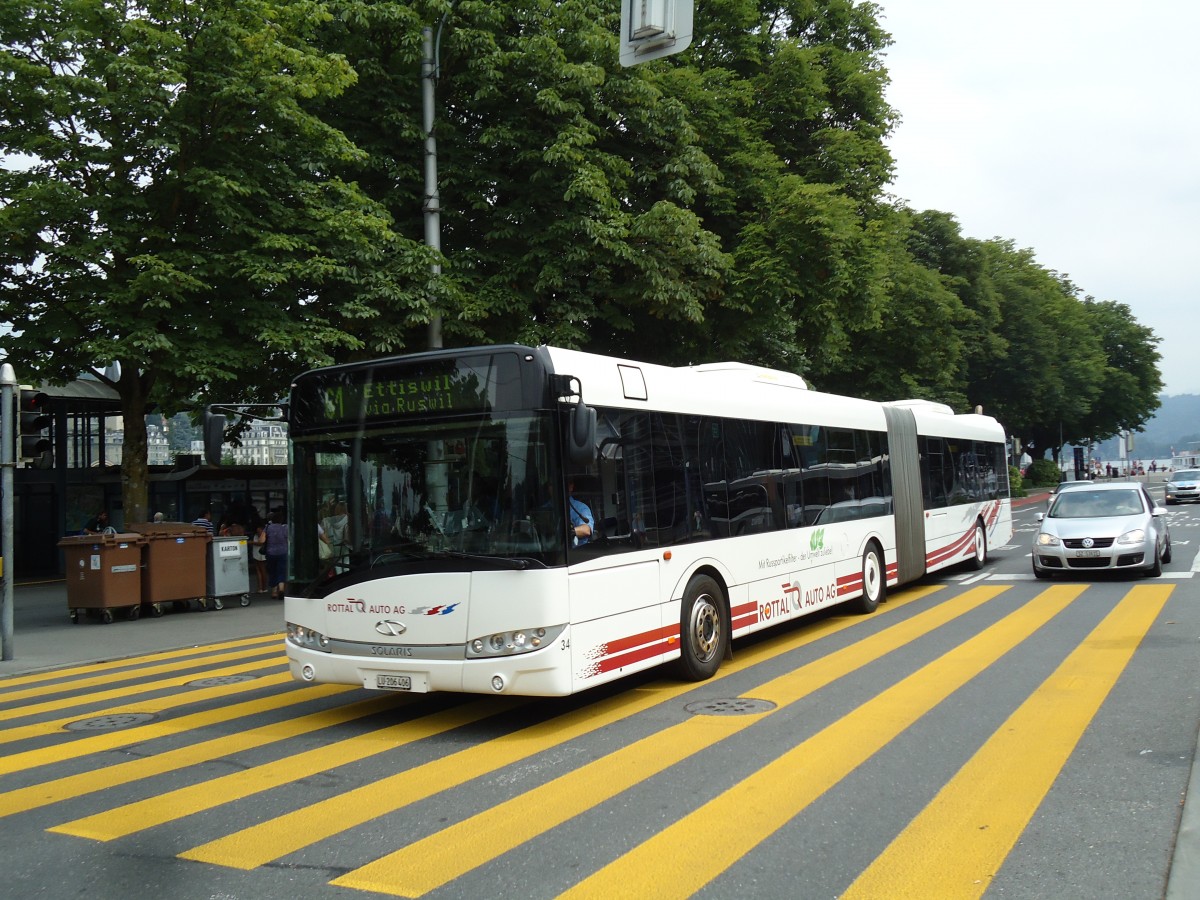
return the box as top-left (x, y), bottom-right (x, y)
top-left (65, 712), bottom-right (157, 731)
top-left (684, 698), bottom-right (776, 716)
top-left (186, 675), bottom-right (257, 687)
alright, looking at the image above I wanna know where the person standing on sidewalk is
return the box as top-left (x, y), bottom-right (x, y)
top-left (250, 513), bottom-right (269, 593)
top-left (191, 508), bottom-right (215, 534)
top-left (265, 509), bottom-right (289, 599)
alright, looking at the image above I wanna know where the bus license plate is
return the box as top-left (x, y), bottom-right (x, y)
top-left (1074, 549), bottom-right (1102, 558)
top-left (376, 674), bottom-right (413, 691)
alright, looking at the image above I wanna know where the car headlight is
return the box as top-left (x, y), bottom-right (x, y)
top-left (1036, 533), bottom-right (1060, 546)
top-left (1117, 529), bottom-right (1146, 545)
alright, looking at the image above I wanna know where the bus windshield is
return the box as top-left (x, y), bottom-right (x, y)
top-left (290, 412), bottom-right (566, 593)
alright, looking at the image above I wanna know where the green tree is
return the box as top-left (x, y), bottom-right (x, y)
top-left (968, 243), bottom-right (1106, 458)
top-left (313, 0), bottom-right (899, 371)
top-left (824, 206), bottom-right (969, 405)
top-left (904, 210), bottom-right (1006, 394)
top-left (1068, 298), bottom-right (1162, 443)
top-left (0, 0), bottom-right (430, 520)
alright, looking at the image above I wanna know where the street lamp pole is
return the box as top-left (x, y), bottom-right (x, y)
top-left (0, 362), bottom-right (16, 660)
top-left (421, 26), bottom-right (443, 350)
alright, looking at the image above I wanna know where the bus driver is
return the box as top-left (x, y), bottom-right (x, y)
top-left (567, 481), bottom-right (594, 546)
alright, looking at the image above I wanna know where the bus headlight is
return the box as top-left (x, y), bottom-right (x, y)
top-left (466, 624), bottom-right (566, 658)
top-left (287, 622), bottom-right (333, 653)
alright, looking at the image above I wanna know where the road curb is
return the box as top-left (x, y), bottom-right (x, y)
top-left (1167, 717), bottom-right (1200, 898)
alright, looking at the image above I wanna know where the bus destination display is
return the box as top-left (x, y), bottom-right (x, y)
top-left (312, 354), bottom-right (520, 423)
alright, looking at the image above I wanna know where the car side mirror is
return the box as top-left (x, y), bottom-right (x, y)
top-left (1152, 506), bottom-right (1167, 516)
top-left (1035, 512), bottom-right (1044, 523)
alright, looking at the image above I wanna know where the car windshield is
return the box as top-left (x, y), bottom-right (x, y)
top-left (1173, 471), bottom-right (1200, 482)
top-left (1054, 481), bottom-right (1092, 492)
top-left (1050, 489), bottom-right (1145, 518)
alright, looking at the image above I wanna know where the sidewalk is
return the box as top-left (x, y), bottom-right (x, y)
top-left (0, 580), bottom-right (285, 678)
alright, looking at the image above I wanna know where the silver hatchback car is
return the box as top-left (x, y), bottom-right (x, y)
top-left (1165, 469), bottom-right (1200, 504)
top-left (1033, 482), bottom-right (1171, 578)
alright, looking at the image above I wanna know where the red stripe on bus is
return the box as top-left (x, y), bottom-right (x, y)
top-left (733, 611), bottom-right (758, 630)
top-left (602, 625), bottom-right (677, 655)
top-left (597, 639), bottom-right (674, 673)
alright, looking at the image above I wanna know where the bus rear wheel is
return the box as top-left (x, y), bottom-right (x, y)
top-left (846, 544), bottom-right (885, 614)
top-left (968, 521), bottom-right (987, 570)
top-left (676, 575), bottom-right (727, 681)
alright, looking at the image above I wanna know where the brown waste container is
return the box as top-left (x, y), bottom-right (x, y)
top-left (131, 523), bottom-right (211, 615)
top-left (58, 533), bottom-right (146, 624)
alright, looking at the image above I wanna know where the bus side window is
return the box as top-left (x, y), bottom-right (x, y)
top-left (921, 436), bottom-right (949, 509)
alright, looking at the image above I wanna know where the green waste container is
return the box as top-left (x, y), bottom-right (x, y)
top-left (58, 533), bottom-right (146, 624)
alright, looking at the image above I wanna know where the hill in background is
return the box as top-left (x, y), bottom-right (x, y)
top-left (1093, 394), bottom-right (1200, 461)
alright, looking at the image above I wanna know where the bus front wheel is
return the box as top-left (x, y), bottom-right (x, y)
top-left (676, 575), bottom-right (727, 681)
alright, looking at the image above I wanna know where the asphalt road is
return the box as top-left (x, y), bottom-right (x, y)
top-left (2, 485), bottom-right (1198, 899)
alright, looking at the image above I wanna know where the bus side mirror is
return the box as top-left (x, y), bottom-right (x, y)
top-left (203, 410), bottom-right (227, 467)
top-left (569, 400), bottom-right (596, 465)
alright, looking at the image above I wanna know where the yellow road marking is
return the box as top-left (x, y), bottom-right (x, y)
top-left (556, 585), bottom-right (1084, 900)
top-left (842, 583), bottom-right (1173, 899)
top-left (0, 674), bottom-right (352, 777)
top-left (0, 694), bottom-right (399, 819)
top-left (51, 698), bottom-right (525, 841)
top-left (0, 644), bottom-right (287, 719)
top-left (183, 587), bottom-right (945, 871)
top-left (331, 585), bottom-right (1013, 897)
top-left (0, 634), bottom-right (281, 695)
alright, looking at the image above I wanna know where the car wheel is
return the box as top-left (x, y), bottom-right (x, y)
top-left (1163, 539), bottom-right (1173, 564)
top-left (1146, 548), bottom-right (1163, 578)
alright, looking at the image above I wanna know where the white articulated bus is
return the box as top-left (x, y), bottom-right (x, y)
top-left (276, 344), bottom-right (1012, 696)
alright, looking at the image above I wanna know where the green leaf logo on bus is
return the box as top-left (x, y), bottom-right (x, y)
top-left (810, 528), bottom-right (825, 551)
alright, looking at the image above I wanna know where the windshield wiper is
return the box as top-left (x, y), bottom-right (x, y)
top-left (428, 549), bottom-right (537, 570)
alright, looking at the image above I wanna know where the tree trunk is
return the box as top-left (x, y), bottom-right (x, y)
top-left (117, 365), bottom-right (150, 525)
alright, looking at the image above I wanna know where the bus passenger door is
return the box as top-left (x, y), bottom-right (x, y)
top-left (567, 555), bottom-right (664, 686)
top-left (565, 410), bottom-right (669, 687)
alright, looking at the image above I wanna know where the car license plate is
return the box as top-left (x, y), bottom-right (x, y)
top-left (1074, 549), bottom-right (1102, 558)
top-left (376, 674), bottom-right (413, 691)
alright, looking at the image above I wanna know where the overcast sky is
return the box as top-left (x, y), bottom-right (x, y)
top-left (875, 0), bottom-right (1199, 397)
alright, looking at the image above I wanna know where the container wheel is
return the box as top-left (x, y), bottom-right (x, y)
top-left (70, 609), bottom-right (79, 624)
top-left (240, 594), bottom-right (251, 607)
top-left (101, 608), bottom-right (114, 624)
top-left (213, 597), bottom-right (224, 611)
top-left (150, 602), bottom-right (164, 617)
top-left (126, 604), bottom-right (141, 621)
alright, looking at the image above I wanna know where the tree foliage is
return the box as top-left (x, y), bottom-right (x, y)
top-left (0, 0), bottom-right (1165, 515)
top-left (0, 0), bottom-right (431, 518)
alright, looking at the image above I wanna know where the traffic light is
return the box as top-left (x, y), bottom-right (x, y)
top-left (19, 388), bottom-right (53, 468)
top-left (203, 409), bottom-right (227, 467)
